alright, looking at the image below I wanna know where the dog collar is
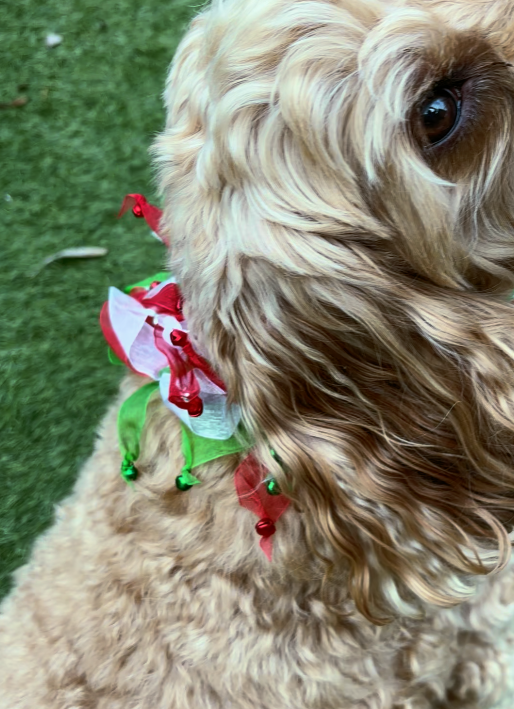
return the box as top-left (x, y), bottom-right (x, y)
top-left (100, 195), bottom-right (290, 560)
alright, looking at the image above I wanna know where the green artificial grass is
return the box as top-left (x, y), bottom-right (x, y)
top-left (0, 0), bottom-right (204, 599)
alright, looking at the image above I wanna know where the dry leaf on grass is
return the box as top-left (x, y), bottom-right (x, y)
top-left (0, 96), bottom-right (28, 109)
top-left (31, 247), bottom-right (108, 277)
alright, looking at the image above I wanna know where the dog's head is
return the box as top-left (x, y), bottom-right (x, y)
top-left (154, 0), bottom-right (514, 622)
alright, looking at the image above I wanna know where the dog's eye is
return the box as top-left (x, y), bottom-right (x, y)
top-left (420, 88), bottom-right (461, 145)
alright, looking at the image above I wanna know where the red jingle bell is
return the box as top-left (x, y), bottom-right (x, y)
top-left (255, 518), bottom-right (276, 538)
top-left (187, 396), bottom-right (204, 418)
top-left (170, 329), bottom-right (188, 347)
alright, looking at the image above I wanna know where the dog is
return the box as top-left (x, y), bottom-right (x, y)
top-left (3, 0), bottom-right (514, 706)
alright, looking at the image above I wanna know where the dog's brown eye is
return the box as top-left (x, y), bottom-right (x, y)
top-left (421, 88), bottom-right (460, 145)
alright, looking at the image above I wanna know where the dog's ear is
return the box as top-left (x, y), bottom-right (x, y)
top-left (155, 0), bottom-right (514, 621)
top-left (206, 256), bottom-right (514, 623)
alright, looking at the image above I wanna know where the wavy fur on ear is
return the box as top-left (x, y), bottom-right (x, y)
top-left (154, 0), bottom-right (514, 622)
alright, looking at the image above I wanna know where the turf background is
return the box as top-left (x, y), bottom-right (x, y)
top-left (0, 0), bottom-right (202, 599)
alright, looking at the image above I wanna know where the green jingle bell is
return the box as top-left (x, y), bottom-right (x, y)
top-left (269, 448), bottom-right (285, 468)
top-left (266, 478), bottom-right (281, 496)
top-left (121, 459), bottom-right (138, 483)
top-left (175, 475), bottom-right (193, 492)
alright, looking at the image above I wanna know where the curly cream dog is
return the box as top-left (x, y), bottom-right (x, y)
top-left (3, 0), bottom-right (514, 706)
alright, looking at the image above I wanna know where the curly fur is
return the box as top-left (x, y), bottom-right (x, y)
top-left (3, 0), bottom-right (514, 707)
